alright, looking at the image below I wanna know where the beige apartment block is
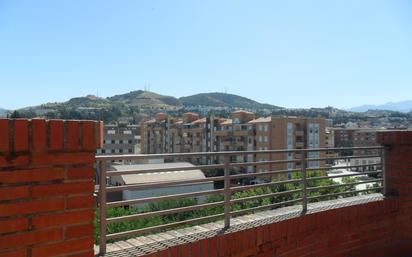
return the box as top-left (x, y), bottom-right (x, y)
top-left (249, 116), bottom-right (326, 179)
top-left (141, 111), bottom-right (326, 181)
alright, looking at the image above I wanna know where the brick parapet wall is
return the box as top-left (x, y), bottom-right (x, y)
top-left (0, 119), bottom-right (102, 257)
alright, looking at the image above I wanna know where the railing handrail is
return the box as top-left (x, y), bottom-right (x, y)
top-left (96, 146), bottom-right (383, 161)
top-left (96, 146), bottom-right (386, 256)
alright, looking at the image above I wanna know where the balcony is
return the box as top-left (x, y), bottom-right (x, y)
top-left (295, 141), bottom-right (304, 148)
top-left (1, 118), bottom-right (412, 257)
top-left (232, 129), bottom-right (250, 136)
top-left (295, 130), bottom-right (304, 136)
top-left (95, 146), bottom-right (388, 256)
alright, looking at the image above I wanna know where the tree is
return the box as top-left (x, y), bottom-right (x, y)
top-left (10, 110), bottom-right (21, 118)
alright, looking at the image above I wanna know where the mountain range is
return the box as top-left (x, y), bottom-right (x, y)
top-left (6, 90), bottom-right (412, 123)
top-left (19, 90), bottom-right (283, 113)
top-left (349, 100), bottom-right (412, 113)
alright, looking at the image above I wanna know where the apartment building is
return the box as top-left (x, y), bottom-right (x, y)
top-left (333, 128), bottom-right (355, 147)
top-left (249, 116), bottom-right (326, 175)
top-left (332, 128), bottom-right (381, 172)
top-left (332, 128), bottom-right (379, 153)
top-left (141, 112), bottom-right (223, 164)
top-left (97, 123), bottom-right (140, 155)
top-left (214, 111), bottom-right (256, 173)
top-left (141, 112), bottom-right (326, 180)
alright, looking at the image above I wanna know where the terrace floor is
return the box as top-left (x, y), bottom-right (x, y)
top-left (96, 193), bottom-right (384, 257)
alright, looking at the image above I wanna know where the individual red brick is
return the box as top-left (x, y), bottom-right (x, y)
top-left (0, 198), bottom-right (64, 217)
top-left (200, 239), bottom-right (209, 257)
top-left (32, 209), bottom-right (94, 229)
top-left (13, 119), bottom-right (29, 152)
top-left (0, 119), bottom-right (9, 153)
top-left (32, 119), bottom-right (47, 152)
top-left (179, 243), bottom-right (191, 257)
top-left (67, 166), bottom-right (95, 180)
top-left (31, 152), bottom-right (95, 166)
top-left (67, 251), bottom-right (94, 257)
top-left (95, 121), bottom-right (104, 149)
top-left (191, 241), bottom-right (200, 257)
top-left (209, 237), bottom-right (218, 257)
top-left (0, 218), bottom-right (28, 234)
top-left (0, 186), bottom-right (29, 201)
top-left (66, 121), bottom-right (80, 151)
top-left (49, 120), bottom-right (64, 151)
top-left (66, 195), bottom-right (95, 210)
top-left (0, 168), bottom-right (64, 184)
top-left (31, 182), bottom-right (94, 198)
top-left (0, 249), bottom-right (26, 257)
top-left (158, 249), bottom-right (170, 257)
top-left (217, 235), bottom-right (226, 256)
top-left (6, 155), bottom-right (29, 168)
top-left (0, 228), bottom-right (62, 248)
top-left (65, 223), bottom-right (94, 239)
top-left (0, 156), bottom-right (7, 167)
top-left (81, 121), bottom-right (95, 151)
top-left (31, 237), bottom-right (93, 257)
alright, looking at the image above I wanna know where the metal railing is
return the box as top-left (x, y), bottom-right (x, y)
top-left (96, 146), bottom-right (385, 255)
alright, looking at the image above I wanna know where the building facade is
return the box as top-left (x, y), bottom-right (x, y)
top-left (97, 122), bottom-right (141, 158)
top-left (141, 111), bottom-right (327, 180)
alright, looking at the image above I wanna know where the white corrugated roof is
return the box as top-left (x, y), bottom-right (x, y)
top-left (111, 162), bottom-right (207, 184)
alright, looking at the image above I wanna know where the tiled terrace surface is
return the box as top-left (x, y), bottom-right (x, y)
top-left (100, 194), bottom-right (384, 257)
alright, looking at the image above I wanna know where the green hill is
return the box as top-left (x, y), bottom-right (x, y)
top-left (108, 90), bottom-right (182, 108)
top-left (180, 92), bottom-right (282, 109)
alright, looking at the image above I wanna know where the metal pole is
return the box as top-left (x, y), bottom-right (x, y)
top-left (301, 151), bottom-right (308, 213)
top-left (381, 148), bottom-right (387, 196)
top-left (224, 155), bottom-right (231, 228)
top-left (99, 161), bottom-right (107, 255)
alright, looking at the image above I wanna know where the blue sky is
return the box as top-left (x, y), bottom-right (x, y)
top-left (0, 0), bottom-right (411, 110)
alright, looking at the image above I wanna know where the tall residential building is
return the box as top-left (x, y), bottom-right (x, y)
top-left (249, 116), bottom-right (326, 174)
top-left (97, 122), bottom-right (141, 163)
top-left (141, 112), bottom-right (223, 164)
top-left (141, 111), bottom-right (327, 178)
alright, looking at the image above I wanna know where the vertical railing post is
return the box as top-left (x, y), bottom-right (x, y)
top-left (381, 147), bottom-right (387, 196)
top-left (99, 160), bottom-right (107, 255)
top-left (224, 155), bottom-right (231, 228)
top-left (301, 150), bottom-right (308, 213)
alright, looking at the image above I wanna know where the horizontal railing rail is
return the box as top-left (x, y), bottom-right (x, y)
top-left (96, 146), bottom-right (385, 255)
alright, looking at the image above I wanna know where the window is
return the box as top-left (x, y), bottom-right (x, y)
top-left (264, 136), bottom-right (268, 142)
top-left (123, 130), bottom-right (132, 135)
top-left (264, 124), bottom-right (268, 132)
top-left (107, 130), bottom-right (115, 135)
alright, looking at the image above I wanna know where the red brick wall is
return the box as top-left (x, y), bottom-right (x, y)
top-left (149, 131), bottom-right (412, 257)
top-left (0, 119), bottom-right (102, 257)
